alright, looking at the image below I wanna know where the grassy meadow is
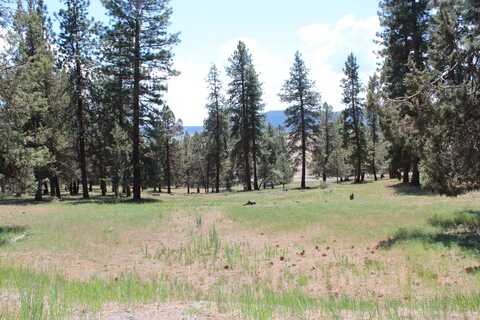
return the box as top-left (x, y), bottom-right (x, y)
top-left (1, 180), bottom-right (480, 319)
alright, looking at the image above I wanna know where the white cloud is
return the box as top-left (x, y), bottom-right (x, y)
top-left (298, 15), bottom-right (380, 110)
top-left (167, 59), bottom-right (208, 126)
top-left (167, 15), bottom-right (381, 125)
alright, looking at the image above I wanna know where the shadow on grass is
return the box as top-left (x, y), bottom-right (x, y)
top-left (291, 184), bottom-right (328, 191)
top-left (0, 225), bottom-right (27, 246)
top-left (64, 195), bottom-right (163, 206)
top-left (0, 197), bottom-right (55, 206)
top-left (378, 210), bottom-right (480, 255)
top-left (0, 193), bottom-right (164, 206)
top-left (388, 183), bottom-right (435, 196)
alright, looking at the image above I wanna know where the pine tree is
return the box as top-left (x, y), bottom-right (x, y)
top-left (258, 124), bottom-right (293, 188)
top-left (190, 132), bottom-right (208, 193)
top-left (405, 0), bottom-right (480, 194)
top-left (1, 0), bottom-right (64, 200)
top-left (100, 23), bottom-right (133, 197)
top-left (204, 65), bottom-right (228, 193)
top-left (341, 53), bottom-right (366, 183)
top-left (145, 106), bottom-right (181, 194)
top-left (366, 74), bottom-right (381, 181)
top-left (57, 0), bottom-right (96, 199)
top-left (162, 105), bottom-right (182, 194)
top-left (180, 133), bottom-right (194, 194)
top-left (330, 119), bottom-right (349, 183)
top-left (312, 103), bottom-right (336, 182)
top-left (103, 0), bottom-right (180, 201)
top-left (226, 41), bottom-right (255, 191)
top-left (280, 51), bottom-right (320, 189)
top-left (109, 123), bottom-right (130, 198)
top-left (378, 0), bottom-right (430, 186)
top-left (246, 65), bottom-right (264, 190)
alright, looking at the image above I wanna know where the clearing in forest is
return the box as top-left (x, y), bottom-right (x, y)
top-left (1, 180), bottom-right (480, 319)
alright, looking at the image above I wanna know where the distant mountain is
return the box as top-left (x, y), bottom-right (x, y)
top-left (183, 110), bottom-right (340, 134)
top-left (265, 110), bottom-right (286, 128)
top-left (184, 126), bottom-right (203, 135)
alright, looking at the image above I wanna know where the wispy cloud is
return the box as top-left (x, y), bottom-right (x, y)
top-left (298, 15), bottom-right (380, 109)
top-left (167, 15), bottom-right (381, 125)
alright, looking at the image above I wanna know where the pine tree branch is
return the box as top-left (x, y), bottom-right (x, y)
top-left (386, 60), bottom-right (461, 104)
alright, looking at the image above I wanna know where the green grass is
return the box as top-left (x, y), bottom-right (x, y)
top-left (1, 267), bottom-right (480, 319)
top-left (1, 180), bottom-right (480, 318)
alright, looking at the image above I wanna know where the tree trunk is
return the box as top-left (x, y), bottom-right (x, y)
top-left (355, 158), bottom-right (362, 184)
top-left (49, 178), bottom-right (55, 197)
top-left (166, 142), bottom-right (172, 194)
top-left (53, 176), bottom-right (61, 199)
top-left (132, 16), bottom-right (142, 201)
top-left (72, 181), bottom-right (78, 195)
top-left (100, 179), bottom-right (107, 196)
top-left (411, 158), bottom-right (420, 187)
top-left (241, 66), bottom-right (252, 192)
top-left (243, 137), bottom-right (252, 191)
top-left (301, 103), bottom-right (307, 189)
top-left (205, 161), bottom-right (210, 194)
top-left (403, 166), bottom-right (410, 184)
top-left (89, 180), bottom-right (93, 192)
top-left (113, 182), bottom-right (119, 199)
top-left (35, 179), bottom-right (42, 201)
top-left (215, 100), bottom-right (221, 194)
top-left (75, 55), bottom-right (89, 200)
top-left (43, 181), bottom-right (49, 195)
top-left (323, 107), bottom-right (331, 185)
top-left (252, 134), bottom-right (259, 190)
top-left (352, 89), bottom-right (362, 184)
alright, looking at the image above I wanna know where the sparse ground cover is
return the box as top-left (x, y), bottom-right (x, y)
top-left (1, 180), bottom-right (480, 319)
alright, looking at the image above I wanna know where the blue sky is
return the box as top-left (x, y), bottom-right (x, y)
top-left (43, 0), bottom-right (381, 125)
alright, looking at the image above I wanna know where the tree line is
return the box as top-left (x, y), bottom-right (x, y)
top-left (0, 0), bottom-right (479, 201)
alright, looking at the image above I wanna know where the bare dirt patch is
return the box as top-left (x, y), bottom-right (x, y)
top-left (75, 302), bottom-right (236, 320)
top-left (1, 205), bottom-right (479, 303)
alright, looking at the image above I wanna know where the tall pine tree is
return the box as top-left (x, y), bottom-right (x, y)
top-left (246, 64), bottom-right (264, 190)
top-left (226, 41), bottom-right (253, 191)
top-left (341, 53), bottom-right (366, 183)
top-left (58, 0), bottom-right (97, 199)
top-left (280, 51), bottom-right (319, 189)
top-left (103, 0), bottom-right (179, 201)
top-left (204, 65), bottom-right (228, 193)
top-left (312, 103), bottom-right (336, 182)
top-left (378, 0), bottom-right (430, 186)
top-left (366, 73), bottom-right (381, 181)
